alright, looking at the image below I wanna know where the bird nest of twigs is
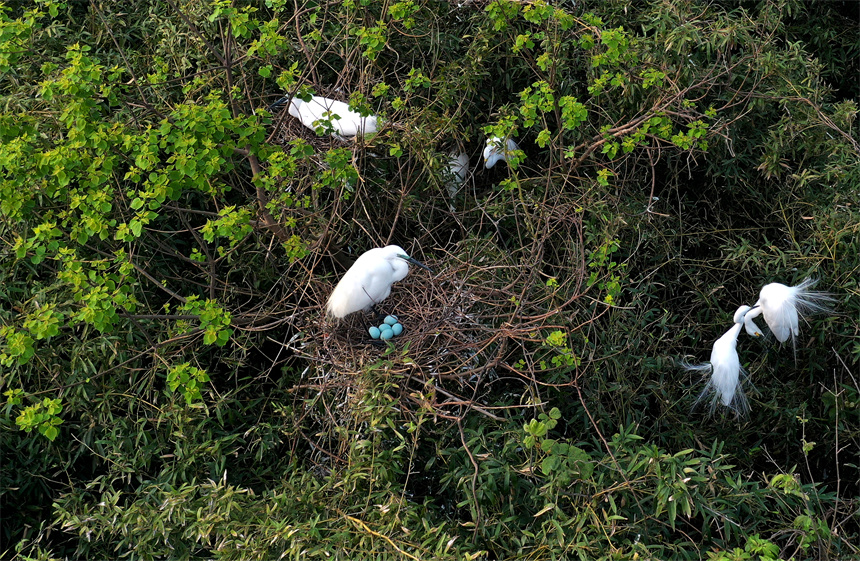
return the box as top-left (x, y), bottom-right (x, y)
top-left (283, 238), bottom-right (591, 424)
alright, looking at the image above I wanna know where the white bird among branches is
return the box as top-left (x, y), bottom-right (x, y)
top-left (326, 245), bottom-right (432, 319)
top-left (742, 278), bottom-right (834, 349)
top-left (483, 136), bottom-right (519, 169)
top-left (271, 95), bottom-right (378, 138)
top-left (683, 277), bottom-right (833, 417)
top-left (685, 306), bottom-right (752, 416)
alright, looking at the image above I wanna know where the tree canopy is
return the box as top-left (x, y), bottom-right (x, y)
top-left (1, 0), bottom-right (858, 559)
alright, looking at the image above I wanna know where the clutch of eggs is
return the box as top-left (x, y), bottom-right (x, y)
top-left (369, 316), bottom-right (404, 339)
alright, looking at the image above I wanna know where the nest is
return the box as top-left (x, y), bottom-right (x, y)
top-left (282, 233), bottom-right (592, 434)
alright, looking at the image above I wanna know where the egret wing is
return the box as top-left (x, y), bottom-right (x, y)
top-left (326, 251), bottom-right (381, 316)
top-left (764, 304), bottom-right (796, 343)
top-left (353, 255), bottom-right (397, 305)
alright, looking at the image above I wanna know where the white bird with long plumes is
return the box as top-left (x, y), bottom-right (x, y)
top-left (686, 306), bottom-right (752, 416)
top-left (326, 245), bottom-right (432, 319)
top-left (284, 96), bottom-right (378, 138)
top-left (483, 137), bottom-right (519, 169)
top-left (742, 278), bottom-right (833, 345)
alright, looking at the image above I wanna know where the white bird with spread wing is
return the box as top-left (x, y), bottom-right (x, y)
top-left (683, 277), bottom-right (834, 416)
top-left (326, 245), bottom-right (432, 319)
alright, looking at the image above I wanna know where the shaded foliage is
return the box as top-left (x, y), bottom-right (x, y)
top-left (1, 0), bottom-right (858, 559)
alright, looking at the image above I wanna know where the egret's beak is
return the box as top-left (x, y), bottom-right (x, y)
top-left (403, 255), bottom-right (433, 274)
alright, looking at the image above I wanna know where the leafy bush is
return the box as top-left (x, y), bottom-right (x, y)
top-left (1, 0), bottom-right (858, 559)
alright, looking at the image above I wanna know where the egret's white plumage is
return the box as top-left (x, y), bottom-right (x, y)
top-left (733, 304), bottom-right (764, 337)
top-left (447, 152), bottom-right (469, 185)
top-left (288, 96), bottom-right (378, 138)
top-left (683, 280), bottom-right (833, 415)
top-left (483, 137), bottom-right (519, 169)
top-left (686, 306), bottom-right (751, 416)
top-left (326, 245), bottom-right (431, 319)
top-left (751, 278), bottom-right (833, 344)
top-left (445, 152), bottom-right (469, 200)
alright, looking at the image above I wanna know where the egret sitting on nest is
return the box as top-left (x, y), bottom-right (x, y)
top-left (326, 245), bottom-right (432, 319)
top-left (741, 278), bottom-right (833, 345)
top-left (685, 305), bottom-right (752, 416)
top-left (483, 137), bottom-right (519, 169)
top-left (272, 95), bottom-right (378, 138)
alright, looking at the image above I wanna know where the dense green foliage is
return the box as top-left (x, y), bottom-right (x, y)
top-left (1, 0), bottom-right (858, 559)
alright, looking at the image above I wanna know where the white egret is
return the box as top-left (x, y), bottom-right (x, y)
top-left (275, 95), bottom-right (378, 138)
top-left (744, 278), bottom-right (833, 345)
top-left (483, 137), bottom-right (519, 169)
top-left (446, 152), bottom-right (469, 186)
top-left (445, 152), bottom-right (470, 201)
top-left (686, 306), bottom-right (751, 416)
top-left (326, 245), bottom-right (432, 319)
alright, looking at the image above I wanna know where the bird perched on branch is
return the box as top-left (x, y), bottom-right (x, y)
top-left (446, 152), bottom-right (469, 187)
top-left (742, 278), bottom-right (833, 346)
top-left (271, 95), bottom-right (378, 138)
top-left (682, 278), bottom-right (833, 417)
top-left (326, 245), bottom-right (432, 319)
top-left (483, 136), bottom-right (519, 169)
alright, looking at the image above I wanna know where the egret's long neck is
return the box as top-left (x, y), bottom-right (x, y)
top-left (744, 306), bottom-right (763, 320)
top-left (722, 322), bottom-right (743, 348)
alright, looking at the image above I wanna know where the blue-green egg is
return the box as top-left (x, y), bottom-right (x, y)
top-left (368, 326), bottom-right (381, 339)
top-left (391, 323), bottom-right (403, 336)
top-left (380, 328), bottom-right (394, 340)
top-left (383, 315), bottom-right (398, 326)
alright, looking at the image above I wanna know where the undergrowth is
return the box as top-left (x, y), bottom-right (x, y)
top-left (1, 0), bottom-right (858, 559)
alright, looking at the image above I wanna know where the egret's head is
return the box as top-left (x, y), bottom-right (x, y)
top-left (483, 137), bottom-right (520, 169)
top-left (483, 137), bottom-right (504, 169)
top-left (383, 245), bottom-right (433, 274)
top-left (400, 252), bottom-right (432, 273)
